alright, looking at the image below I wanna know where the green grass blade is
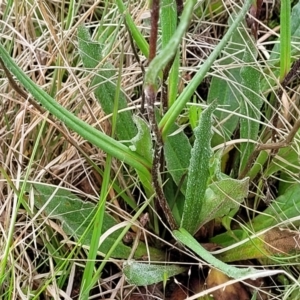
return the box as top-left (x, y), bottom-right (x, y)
top-left (160, 0), bottom-right (253, 138)
top-left (161, 0), bottom-right (179, 107)
top-left (144, 0), bottom-right (195, 87)
top-left (115, 0), bottom-right (149, 57)
top-left (0, 44), bottom-right (151, 181)
top-left (280, 0), bottom-right (291, 81)
top-left (180, 101), bottom-right (217, 234)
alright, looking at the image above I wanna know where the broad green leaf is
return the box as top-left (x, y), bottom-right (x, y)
top-left (0, 42), bottom-right (151, 180)
top-left (164, 175), bottom-right (185, 224)
top-left (173, 228), bottom-right (258, 279)
top-left (239, 37), bottom-right (262, 173)
top-left (123, 261), bottom-right (186, 286)
top-left (159, 0), bottom-right (254, 138)
top-left (264, 144), bottom-right (300, 177)
top-left (211, 184), bottom-right (300, 247)
top-left (199, 177), bottom-right (249, 227)
top-left (181, 101), bottom-right (217, 234)
top-left (208, 19), bottom-right (249, 146)
top-left (164, 123), bottom-right (191, 195)
top-left (129, 115), bottom-right (153, 192)
top-left (215, 227), bottom-right (300, 263)
top-left (130, 115), bottom-right (153, 165)
top-left (77, 25), bottom-right (137, 141)
top-left (28, 183), bottom-right (163, 260)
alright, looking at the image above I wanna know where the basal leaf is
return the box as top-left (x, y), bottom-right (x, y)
top-left (164, 123), bottom-right (191, 195)
top-left (123, 260), bottom-right (186, 286)
top-left (129, 115), bottom-right (153, 192)
top-left (77, 25), bottom-right (137, 141)
top-left (211, 184), bottom-right (300, 248)
top-left (208, 19), bottom-right (249, 146)
top-left (28, 183), bottom-right (162, 259)
top-left (239, 37), bottom-right (262, 173)
top-left (198, 177), bottom-right (249, 227)
top-left (173, 228), bottom-right (257, 279)
top-left (130, 115), bottom-right (152, 165)
top-left (180, 101), bottom-right (217, 234)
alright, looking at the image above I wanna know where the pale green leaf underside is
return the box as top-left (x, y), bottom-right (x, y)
top-left (123, 260), bottom-right (186, 286)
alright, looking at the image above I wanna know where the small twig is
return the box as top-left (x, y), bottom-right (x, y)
top-left (239, 118), bottom-right (300, 179)
top-left (272, 58), bottom-right (300, 143)
top-left (145, 85), bottom-right (177, 230)
top-left (239, 58), bottom-right (300, 179)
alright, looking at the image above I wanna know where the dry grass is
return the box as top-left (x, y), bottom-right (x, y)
top-left (1, 0), bottom-right (300, 299)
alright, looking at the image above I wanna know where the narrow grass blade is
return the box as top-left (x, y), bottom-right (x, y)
top-left (115, 0), bottom-right (149, 57)
top-left (180, 101), bottom-right (217, 234)
top-left (280, 0), bottom-right (291, 81)
top-left (161, 0), bottom-right (179, 107)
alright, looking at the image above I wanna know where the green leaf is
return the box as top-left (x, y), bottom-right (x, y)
top-left (250, 184), bottom-right (300, 232)
top-left (129, 116), bottom-right (153, 191)
top-left (239, 38), bottom-right (262, 173)
top-left (130, 116), bottom-right (153, 164)
top-left (28, 183), bottom-right (162, 259)
top-left (173, 228), bottom-right (258, 279)
top-left (0, 42), bottom-right (151, 181)
top-left (208, 20), bottom-right (249, 146)
top-left (181, 101), bottom-right (217, 234)
top-left (199, 177), bottom-right (249, 227)
top-left (160, 0), bottom-right (254, 139)
top-left (77, 25), bottom-right (137, 141)
top-left (211, 184), bottom-right (300, 247)
top-left (164, 123), bottom-right (191, 195)
top-left (123, 261), bottom-right (186, 286)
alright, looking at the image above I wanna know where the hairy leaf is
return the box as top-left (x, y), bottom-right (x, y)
top-left (123, 261), bottom-right (186, 286)
top-left (28, 183), bottom-right (163, 260)
top-left (181, 101), bottom-right (217, 234)
top-left (77, 25), bottom-right (137, 141)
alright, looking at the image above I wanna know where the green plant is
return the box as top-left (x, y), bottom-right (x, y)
top-left (1, 0), bottom-right (300, 298)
